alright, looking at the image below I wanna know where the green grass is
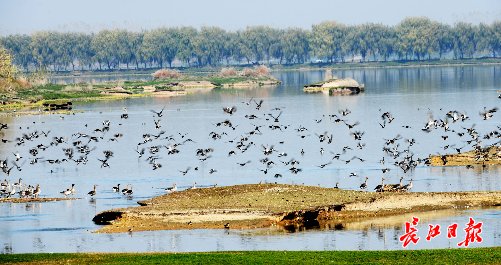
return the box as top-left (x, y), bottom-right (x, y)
top-left (2, 74), bottom-right (246, 107)
top-left (120, 80), bottom-right (168, 87)
top-left (16, 84), bottom-right (103, 100)
top-left (0, 248), bottom-right (500, 264)
top-left (208, 76), bottom-right (248, 86)
top-left (119, 75), bottom-right (273, 88)
top-left (208, 76), bottom-right (274, 86)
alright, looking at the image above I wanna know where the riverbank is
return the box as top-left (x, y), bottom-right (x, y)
top-left (92, 184), bottom-right (501, 233)
top-left (429, 145), bottom-right (501, 166)
top-left (2, 59), bottom-right (499, 112)
top-left (1, 248), bottom-right (500, 264)
top-left (0, 74), bottom-right (280, 112)
top-left (273, 57), bottom-right (501, 71)
top-left (34, 57), bottom-right (501, 77)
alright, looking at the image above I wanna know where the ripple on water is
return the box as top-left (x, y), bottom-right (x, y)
top-left (15, 227), bottom-right (90, 233)
top-left (0, 67), bottom-right (500, 253)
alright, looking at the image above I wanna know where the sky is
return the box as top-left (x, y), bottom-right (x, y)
top-left (1, 0), bottom-right (500, 35)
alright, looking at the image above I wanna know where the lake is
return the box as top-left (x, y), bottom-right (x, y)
top-left (0, 65), bottom-right (500, 253)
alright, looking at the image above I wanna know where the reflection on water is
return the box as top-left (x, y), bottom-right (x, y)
top-left (49, 73), bottom-right (152, 84)
top-left (0, 66), bottom-right (500, 253)
top-left (0, 200), bottom-right (499, 253)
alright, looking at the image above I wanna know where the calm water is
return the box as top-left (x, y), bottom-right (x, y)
top-left (0, 66), bottom-right (500, 253)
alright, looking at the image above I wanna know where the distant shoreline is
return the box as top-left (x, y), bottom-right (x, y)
top-left (272, 58), bottom-right (501, 72)
top-left (0, 74), bottom-right (280, 112)
top-left (41, 58), bottom-right (501, 78)
top-left (1, 59), bottom-right (499, 113)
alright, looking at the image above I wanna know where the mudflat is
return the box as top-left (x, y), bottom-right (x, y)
top-left (93, 184), bottom-right (501, 233)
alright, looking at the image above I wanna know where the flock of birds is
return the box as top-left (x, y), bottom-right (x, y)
top-left (0, 93), bottom-right (499, 201)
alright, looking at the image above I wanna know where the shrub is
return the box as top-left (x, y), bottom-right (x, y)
top-left (240, 68), bottom-right (257, 77)
top-left (240, 66), bottom-right (271, 77)
top-left (219, 67), bottom-right (238, 77)
top-left (152, 69), bottom-right (182, 79)
top-left (255, 65), bottom-right (270, 76)
top-left (26, 69), bottom-right (50, 87)
top-left (0, 47), bottom-right (16, 81)
top-left (0, 47), bottom-right (33, 93)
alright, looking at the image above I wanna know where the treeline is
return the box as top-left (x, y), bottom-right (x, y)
top-left (1, 17), bottom-right (501, 72)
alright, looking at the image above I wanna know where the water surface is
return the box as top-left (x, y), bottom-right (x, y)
top-left (1, 66), bottom-right (500, 253)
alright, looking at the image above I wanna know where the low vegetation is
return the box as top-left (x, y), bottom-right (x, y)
top-left (0, 47), bottom-right (30, 95)
top-left (152, 69), bottom-right (182, 79)
top-left (1, 248), bottom-right (500, 264)
top-left (0, 66), bottom-right (280, 111)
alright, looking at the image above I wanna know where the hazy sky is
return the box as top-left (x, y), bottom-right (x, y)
top-left (1, 0), bottom-right (500, 35)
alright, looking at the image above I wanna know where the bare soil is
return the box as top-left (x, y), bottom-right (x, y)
top-left (93, 184), bottom-right (501, 233)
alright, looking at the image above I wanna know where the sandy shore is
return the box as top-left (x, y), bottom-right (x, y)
top-left (429, 145), bottom-right (501, 166)
top-left (93, 184), bottom-right (501, 233)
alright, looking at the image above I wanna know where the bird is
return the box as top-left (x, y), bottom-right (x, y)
top-left (179, 167), bottom-right (191, 176)
top-left (13, 152), bottom-right (22, 161)
top-left (261, 145), bottom-right (275, 155)
top-left (88, 185), bottom-right (97, 197)
top-left (399, 179), bottom-right (413, 192)
top-left (242, 97), bottom-right (254, 106)
top-left (374, 177), bottom-right (385, 192)
top-left (317, 161), bottom-right (331, 168)
top-left (13, 178), bottom-right (22, 187)
top-left (268, 111), bottom-right (282, 122)
top-left (60, 188), bottom-right (72, 197)
top-left (8, 186), bottom-right (17, 197)
top-left (339, 109), bottom-right (351, 116)
top-left (237, 160), bottom-right (251, 166)
top-left (112, 184), bottom-right (120, 192)
top-left (480, 107), bottom-right (498, 120)
top-left (224, 223), bottom-right (230, 229)
top-left (254, 99), bottom-right (264, 110)
top-left (360, 177), bottom-right (368, 190)
top-left (165, 184), bottom-right (177, 192)
top-left (32, 184), bottom-right (40, 198)
top-left (223, 106), bottom-right (237, 115)
top-left (150, 106), bottom-right (165, 117)
top-left (389, 177), bottom-right (404, 191)
top-left (124, 185), bottom-right (133, 196)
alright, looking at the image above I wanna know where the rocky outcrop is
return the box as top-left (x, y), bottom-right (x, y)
top-left (304, 78), bottom-right (364, 95)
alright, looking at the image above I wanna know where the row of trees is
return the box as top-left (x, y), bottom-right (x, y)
top-left (1, 17), bottom-right (501, 71)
